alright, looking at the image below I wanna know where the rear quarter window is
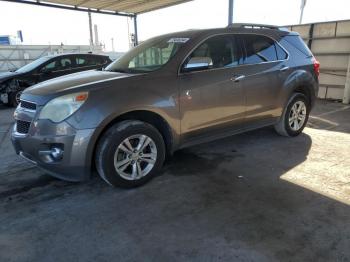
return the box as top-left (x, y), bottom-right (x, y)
top-left (276, 44), bottom-right (288, 60)
top-left (283, 35), bottom-right (313, 57)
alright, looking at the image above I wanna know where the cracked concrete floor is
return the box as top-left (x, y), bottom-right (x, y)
top-left (0, 100), bottom-right (349, 262)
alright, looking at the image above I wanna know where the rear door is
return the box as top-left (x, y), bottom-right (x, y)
top-left (74, 55), bottom-right (99, 73)
top-left (233, 34), bottom-right (289, 127)
top-left (179, 34), bottom-right (246, 144)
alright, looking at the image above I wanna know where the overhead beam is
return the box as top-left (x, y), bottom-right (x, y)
top-left (0, 0), bottom-right (135, 17)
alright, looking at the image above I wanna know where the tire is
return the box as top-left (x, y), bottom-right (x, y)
top-left (274, 93), bottom-right (310, 137)
top-left (9, 90), bottom-right (22, 107)
top-left (95, 120), bottom-right (166, 188)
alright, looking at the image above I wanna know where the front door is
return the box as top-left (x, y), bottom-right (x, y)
top-left (179, 34), bottom-right (246, 145)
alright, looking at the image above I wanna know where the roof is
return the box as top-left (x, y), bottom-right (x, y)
top-left (152, 26), bottom-right (292, 42)
top-left (12, 0), bottom-right (193, 15)
top-left (45, 52), bottom-right (109, 58)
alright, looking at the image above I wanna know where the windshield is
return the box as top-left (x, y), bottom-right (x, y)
top-left (16, 56), bottom-right (51, 73)
top-left (105, 37), bottom-right (189, 73)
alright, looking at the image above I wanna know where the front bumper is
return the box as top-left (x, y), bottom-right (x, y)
top-left (0, 93), bottom-right (8, 104)
top-left (11, 114), bottom-right (95, 182)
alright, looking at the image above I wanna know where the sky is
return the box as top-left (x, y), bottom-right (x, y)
top-left (0, 0), bottom-right (349, 52)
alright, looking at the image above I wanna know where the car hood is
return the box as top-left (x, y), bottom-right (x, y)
top-left (0, 71), bottom-right (21, 83)
top-left (22, 70), bottom-right (135, 105)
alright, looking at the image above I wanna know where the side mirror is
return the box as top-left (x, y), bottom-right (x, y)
top-left (183, 57), bottom-right (213, 72)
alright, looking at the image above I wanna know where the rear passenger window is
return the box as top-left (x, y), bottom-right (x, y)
top-left (76, 57), bottom-right (87, 66)
top-left (97, 57), bottom-right (107, 65)
top-left (76, 56), bottom-right (98, 67)
top-left (242, 35), bottom-right (278, 64)
top-left (86, 57), bottom-right (98, 66)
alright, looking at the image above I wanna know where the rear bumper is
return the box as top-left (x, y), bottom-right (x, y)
top-left (11, 122), bottom-right (95, 182)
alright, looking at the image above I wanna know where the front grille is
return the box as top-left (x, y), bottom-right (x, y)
top-left (16, 120), bottom-right (31, 134)
top-left (20, 100), bottom-right (36, 111)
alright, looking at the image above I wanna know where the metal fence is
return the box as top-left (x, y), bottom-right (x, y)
top-left (287, 19), bottom-right (350, 104)
top-left (0, 44), bottom-right (103, 72)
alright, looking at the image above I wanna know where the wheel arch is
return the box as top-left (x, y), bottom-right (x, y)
top-left (87, 109), bottom-right (176, 176)
top-left (283, 69), bottom-right (318, 109)
top-left (293, 85), bottom-right (312, 106)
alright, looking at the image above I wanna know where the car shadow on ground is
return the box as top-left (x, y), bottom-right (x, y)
top-left (1, 102), bottom-right (350, 261)
top-left (1, 126), bottom-right (349, 261)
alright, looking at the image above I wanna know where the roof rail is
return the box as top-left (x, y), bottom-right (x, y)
top-left (228, 23), bottom-right (289, 31)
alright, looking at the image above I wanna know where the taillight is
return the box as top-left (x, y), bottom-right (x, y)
top-left (313, 57), bottom-right (320, 77)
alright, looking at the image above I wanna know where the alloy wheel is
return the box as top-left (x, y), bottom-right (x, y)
top-left (113, 134), bottom-right (157, 180)
top-left (15, 91), bottom-right (22, 105)
top-left (288, 101), bottom-right (307, 131)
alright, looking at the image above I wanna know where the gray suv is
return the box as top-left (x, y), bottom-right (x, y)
top-left (11, 24), bottom-right (319, 188)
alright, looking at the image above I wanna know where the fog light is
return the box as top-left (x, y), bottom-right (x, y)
top-left (51, 147), bottom-right (64, 160)
top-left (39, 147), bottom-right (64, 162)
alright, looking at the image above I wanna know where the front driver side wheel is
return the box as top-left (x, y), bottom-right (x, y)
top-left (274, 93), bottom-right (310, 137)
top-left (95, 120), bottom-right (165, 188)
top-left (9, 90), bottom-right (22, 107)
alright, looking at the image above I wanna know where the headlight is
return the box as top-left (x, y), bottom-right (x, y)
top-left (39, 92), bottom-right (88, 123)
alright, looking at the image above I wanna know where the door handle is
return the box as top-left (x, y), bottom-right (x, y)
top-left (231, 75), bottom-right (245, 82)
top-left (280, 66), bottom-right (289, 72)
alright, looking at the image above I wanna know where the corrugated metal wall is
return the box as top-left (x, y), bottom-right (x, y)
top-left (287, 20), bottom-right (350, 103)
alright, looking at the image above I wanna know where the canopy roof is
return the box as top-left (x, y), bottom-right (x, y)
top-left (5, 0), bottom-right (193, 15)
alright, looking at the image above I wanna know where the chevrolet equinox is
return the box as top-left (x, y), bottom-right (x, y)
top-left (12, 24), bottom-right (319, 188)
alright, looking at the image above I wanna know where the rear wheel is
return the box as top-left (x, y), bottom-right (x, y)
top-left (95, 120), bottom-right (165, 188)
top-left (274, 93), bottom-right (310, 137)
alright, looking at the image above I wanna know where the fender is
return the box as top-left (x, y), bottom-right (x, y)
top-left (81, 106), bottom-right (180, 178)
top-left (280, 68), bottom-right (318, 110)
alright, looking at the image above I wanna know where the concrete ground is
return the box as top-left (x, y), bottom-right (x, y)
top-left (0, 100), bottom-right (349, 262)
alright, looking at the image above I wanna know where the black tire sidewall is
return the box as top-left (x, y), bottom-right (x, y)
top-left (96, 121), bottom-right (165, 188)
top-left (9, 91), bottom-right (21, 107)
top-left (284, 93), bottom-right (310, 137)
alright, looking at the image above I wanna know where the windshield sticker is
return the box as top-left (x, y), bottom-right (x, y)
top-left (168, 38), bottom-right (190, 43)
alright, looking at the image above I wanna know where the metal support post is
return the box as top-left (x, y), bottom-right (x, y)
top-left (133, 15), bottom-right (139, 46)
top-left (343, 55), bottom-right (350, 104)
top-left (228, 0), bottom-right (234, 25)
top-left (88, 12), bottom-right (94, 50)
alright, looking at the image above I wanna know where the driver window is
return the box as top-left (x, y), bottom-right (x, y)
top-left (185, 35), bottom-right (241, 70)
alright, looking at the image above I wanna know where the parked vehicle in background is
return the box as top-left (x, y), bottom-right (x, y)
top-left (0, 53), bottom-right (112, 106)
top-left (12, 24), bottom-right (319, 188)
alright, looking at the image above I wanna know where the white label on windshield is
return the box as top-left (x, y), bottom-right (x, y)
top-left (168, 38), bottom-right (190, 43)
